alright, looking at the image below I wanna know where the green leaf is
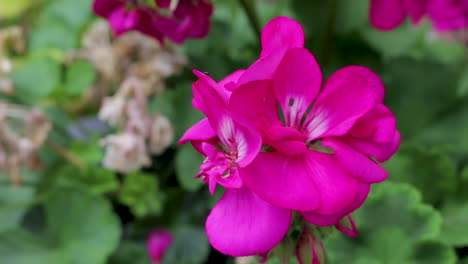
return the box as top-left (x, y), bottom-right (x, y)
top-left (108, 241), bottom-right (151, 264)
top-left (0, 229), bottom-right (64, 264)
top-left (383, 58), bottom-right (459, 139)
top-left (460, 256), bottom-right (468, 264)
top-left (326, 182), bottom-right (453, 264)
top-left (0, 185), bottom-right (34, 232)
top-left (408, 241), bottom-right (457, 264)
top-left (384, 145), bottom-right (457, 205)
top-left (42, 0), bottom-right (93, 31)
top-left (0, 188), bottom-right (121, 264)
top-left (334, 0), bottom-right (368, 34)
top-left (0, 0), bottom-right (36, 18)
top-left (175, 144), bottom-right (204, 192)
top-left (46, 188), bottom-right (121, 264)
top-left (28, 0), bottom-right (93, 52)
top-left (263, 256), bottom-right (299, 264)
top-left (457, 67), bottom-right (468, 97)
top-left (55, 165), bottom-right (119, 195)
top-left (461, 166), bottom-right (468, 201)
top-left (64, 60), bottom-right (96, 97)
top-left (118, 172), bottom-right (164, 218)
top-left (360, 23), bottom-right (426, 58)
top-left (163, 226), bottom-right (209, 264)
top-left (10, 57), bottom-right (61, 104)
top-left (438, 200), bottom-right (468, 247)
top-left (29, 22), bottom-right (78, 52)
top-left (417, 101), bottom-right (468, 151)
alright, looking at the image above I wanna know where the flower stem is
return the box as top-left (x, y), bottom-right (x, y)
top-left (238, 0), bottom-right (262, 42)
top-left (319, 0), bottom-right (338, 67)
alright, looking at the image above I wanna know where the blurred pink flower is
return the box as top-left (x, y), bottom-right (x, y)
top-left (147, 230), bottom-right (173, 264)
top-left (369, 0), bottom-right (428, 31)
top-left (179, 16), bottom-right (400, 258)
top-left (92, 0), bottom-right (213, 44)
top-left (369, 0), bottom-right (468, 32)
top-left (427, 0), bottom-right (468, 31)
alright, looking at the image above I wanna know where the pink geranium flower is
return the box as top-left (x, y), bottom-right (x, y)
top-left (92, 0), bottom-right (213, 44)
top-left (179, 17), bottom-right (400, 258)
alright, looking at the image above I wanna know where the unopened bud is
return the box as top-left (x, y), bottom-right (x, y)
top-left (335, 215), bottom-right (358, 238)
top-left (147, 230), bottom-right (173, 264)
top-left (295, 225), bottom-right (326, 264)
top-left (273, 236), bottom-right (294, 264)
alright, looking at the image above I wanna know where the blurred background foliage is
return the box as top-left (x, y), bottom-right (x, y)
top-left (0, 0), bottom-right (466, 263)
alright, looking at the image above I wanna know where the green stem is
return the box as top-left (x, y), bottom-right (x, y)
top-left (319, 0), bottom-right (338, 67)
top-left (238, 0), bottom-right (262, 42)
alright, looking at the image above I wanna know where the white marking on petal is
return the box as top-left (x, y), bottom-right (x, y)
top-left (285, 96), bottom-right (307, 128)
top-left (219, 116), bottom-right (248, 161)
top-left (305, 109), bottom-right (329, 141)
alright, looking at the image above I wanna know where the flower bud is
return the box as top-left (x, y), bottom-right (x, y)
top-left (335, 215), bottom-right (358, 238)
top-left (147, 230), bottom-right (173, 264)
top-left (295, 225), bottom-right (326, 264)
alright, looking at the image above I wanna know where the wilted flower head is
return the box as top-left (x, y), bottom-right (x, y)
top-left (99, 78), bottom-right (174, 172)
top-left (101, 132), bottom-right (151, 173)
top-left (149, 114), bottom-right (174, 154)
top-left (147, 230), bottom-right (173, 264)
top-left (179, 16), bottom-right (400, 260)
top-left (0, 103), bottom-right (51, 185)
top-left (92, 0), bottom-right (213, 44)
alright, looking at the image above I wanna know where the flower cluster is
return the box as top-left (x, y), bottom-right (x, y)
top-left (179, 17), bottom-right (400, 260)
top-left (0, 103), bottom-right (50, 185)
top-left (370, 0), bottom-right (468, 32)
top-left (72, 21), bottom-right (187, 98)
top-left (99, 78), bottom-right (174, 173)
top-left (93, 0), bottom-right (213, 44)
top-left (0, 26), bottom-right (25, 94)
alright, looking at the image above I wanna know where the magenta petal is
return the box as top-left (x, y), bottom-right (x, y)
top-left (229, 80), bottom-right (278, 122)
top-left (218, 69), bottom-right (246, 92)
top-left (242, 152), bottom-right (320, 211)
top-left (273, 48), bottom-right (322, 127)
top-left (135, 10), bottom-right (164, 42)
top-left (178, 118), bottom-right (216, 145)
top-left (236, 52), bottom-right (285, 86)
top-left (262, 125), bottom-right (308, 156)
top-left (370, 0), bottom-right (407, 31)
top-left (304, 70), bottom-right (378, 141)
top-left (193, 71), bottom-right (262, 167)
top-left (153, 15), bottom-right (186, 44)
top-left (322, 138), bottom-right (388, 183)
top-left (108, 6), bottom-right (140, 36)
top-left (147, 230), bottom-right (173, 263)
top-left (305, 151), bottom-right (359, 214)
top-left (92, 0), bottom-right (123, 18)
top-left (329, 66), bottom-right (385, 103)
top-left (301, 182), bottom-right (370, 226)
top-left (348, 104), bottom-right (397, 143)
top-left (342, 131), bottom-right (401, 162)
top-left (206, 187), bottom-right (292, 256)
top-left (260, 16), bottom-right (305, 58)
top-left (402, 0), bottom-right (429, 24)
